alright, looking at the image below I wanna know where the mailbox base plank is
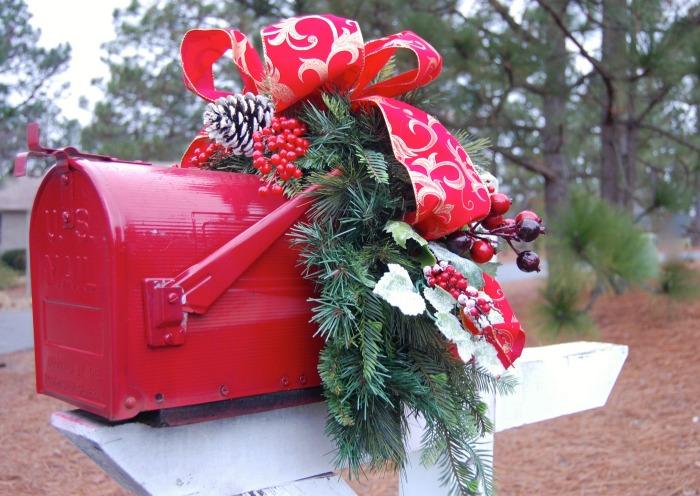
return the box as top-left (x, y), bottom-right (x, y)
top-left (235, 474), bottom-right (356, 496)
top-left (52, 341), bottom-right (627, 496)
top-left (51, 403), bottom-right (336, 496)
top-left (494, 341), bottom-right (628, 432)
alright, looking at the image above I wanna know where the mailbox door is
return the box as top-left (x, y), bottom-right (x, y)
top-left (30, 160), bottom-right (117, 418)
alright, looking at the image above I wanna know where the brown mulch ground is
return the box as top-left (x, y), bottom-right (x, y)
top-left (0, 283), bottom-right (31, 310)
top-left (1, 280), bottom-right (699, 495)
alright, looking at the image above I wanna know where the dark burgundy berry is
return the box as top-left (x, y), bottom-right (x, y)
top-left (516, 251), bottom-right (540, 272)
top-left (489, 193), bottom-right (512, 216)
top-left (516, 218), bottom-right (542, 242)
top-left (446, 232), bottom-right (472, 256)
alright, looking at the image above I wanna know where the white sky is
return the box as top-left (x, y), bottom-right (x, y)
top-left (27, 0), bottom-right (590, 129)
top-left (25, 0), bottom-right (132, 125)
top-left (23, 0), bottom-right (481, 127)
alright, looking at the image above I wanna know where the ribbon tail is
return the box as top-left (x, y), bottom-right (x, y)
top-left (482, 273), bottom-right (526, 368)
top-left (356, 95), bottom-right (491, 240)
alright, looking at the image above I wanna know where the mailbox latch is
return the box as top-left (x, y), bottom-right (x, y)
top-left (143, 279), bottom-right (186, 347)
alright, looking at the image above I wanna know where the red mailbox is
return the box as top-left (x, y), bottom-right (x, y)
top-left (28, 152), bottom-right (324, 421)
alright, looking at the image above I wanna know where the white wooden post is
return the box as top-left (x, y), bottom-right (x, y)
top-left (51, 341), bottom-right (627, 496)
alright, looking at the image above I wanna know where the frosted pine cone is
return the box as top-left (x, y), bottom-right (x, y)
top-left (202, 93), bottom-right (274, 156)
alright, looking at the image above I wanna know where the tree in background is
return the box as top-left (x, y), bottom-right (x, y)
top-left (80, 0), bottom-right (311, 162)
top-left (81, 1), bottom-right (224, 162)
top-left (537, 0), bottom-right (700, 213)
top-left (0, 0), bottom-right (74, 175)
top-left (80, 0), bottom-right (456, 161)
top-left (450, 0), bottom-right (575, 222)
top-left (82, 0), bottom-right (700, 242)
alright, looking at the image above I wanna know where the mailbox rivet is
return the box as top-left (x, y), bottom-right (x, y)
top-left (298, 375), bottom-right (307, 385)
top-left (155, 393), bottom-right (164, 403)
top-left (124, 396), bottom-right (136, 409)
top-left (280, 376), bottom-right (289, 387)
top-left (219, 385), bottom-right (229, 397)
top-left (164, 333), bottom-right (173, 344)
top-left (60, 173), bottom-right (69, 185)
top-left (167, 292), bottom-right (178, 303)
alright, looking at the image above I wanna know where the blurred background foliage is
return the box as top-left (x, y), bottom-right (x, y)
top-left (2, 0), bottom-right (700, 333)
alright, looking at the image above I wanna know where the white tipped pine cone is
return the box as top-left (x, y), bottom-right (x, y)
top-left (202, 93), bottom-right (274, 156)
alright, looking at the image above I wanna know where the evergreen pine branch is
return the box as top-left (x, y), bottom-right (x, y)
top-left (280, 94), bottom-right (506, 493)
top-left (372, 55), bottom-right (397, 85)
top-left (437, 427), bottom-right (494, 496)
top-left (321, 93), bottom-right (351, 120)
top-left (354, 143), bottom-right (389, 184)
top-left (206, 152), bottom-right (254, 173)
top-left (451, 129), bottom-right (492, 171)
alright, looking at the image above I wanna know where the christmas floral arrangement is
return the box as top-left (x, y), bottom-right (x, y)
top-left (179, 15), bottom-right (544, 495)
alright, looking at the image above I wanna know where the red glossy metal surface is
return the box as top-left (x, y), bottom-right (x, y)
top-left (30, 157), bottom-right (323, 420)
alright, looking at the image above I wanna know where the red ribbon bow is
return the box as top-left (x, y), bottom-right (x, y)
top-left (179, 14), bottom-right (491, 240)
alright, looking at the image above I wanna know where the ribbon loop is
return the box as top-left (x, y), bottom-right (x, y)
top-left (351, 31), bottom-right (443, 99)
top-left (181, 28), bottom-right (264, 102)
top-left (260, 15), bottom-right (365, 111)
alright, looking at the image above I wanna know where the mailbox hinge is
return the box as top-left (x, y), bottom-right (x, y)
top-left (143, 279), bottom-right (186, 347)
top-left (14, 123), bottom-right (151, 177)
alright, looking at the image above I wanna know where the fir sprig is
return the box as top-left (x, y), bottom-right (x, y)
top-left (286, 94), bottom-right (510, 495)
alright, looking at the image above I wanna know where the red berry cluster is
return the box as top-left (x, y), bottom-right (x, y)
top-left (424, 262), bottom-right (468, 299)
top-left (424, 262), bottom-right (498, 333)
top-left (252, 116), bottom-right (310, 196)
top-left (188, 141), bottom-right (224, 167)
top-left (462, 291), bottom-right (493, 318)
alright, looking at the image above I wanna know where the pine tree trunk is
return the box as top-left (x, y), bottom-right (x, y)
top-left (691, 167), bottom-right (700, 246)
top-left (624, 73), bottom-right (638, 213)
top-left (600, 0), bottom-right (628, 206)
top-left (622, 7), bottom-right (639, 214)
top-left (542, 0), bottom-right (569, 223)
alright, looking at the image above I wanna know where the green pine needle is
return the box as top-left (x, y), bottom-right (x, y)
top-left (286, 93), bottom-right (504, 494)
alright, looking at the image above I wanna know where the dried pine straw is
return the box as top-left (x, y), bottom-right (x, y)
top-left (1, 279), bottom-right (699, 495)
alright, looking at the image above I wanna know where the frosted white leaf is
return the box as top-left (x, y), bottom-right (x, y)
top-left (473, 340), bottom-right (505, 376)
top-left (373, 264), bottom-right (426, 316)
top-left (435, 312), bottom-right (468, 343)
top-left (487, 308), bottom-right (505, 325)
top-left (456, 338), bottom-right (477, 363)
top-left (428, 242), bottom-right (484, 289)
top-left (424, 286), bottom-right (457, 313)
top-left (384, 221), bottom-right (428, 249)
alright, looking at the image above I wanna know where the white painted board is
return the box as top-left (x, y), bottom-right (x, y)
top-left (52, 341), bottom-right (627, 496)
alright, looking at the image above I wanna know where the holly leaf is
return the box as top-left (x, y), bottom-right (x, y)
top-left (428, 242), bottom-right (485, 289)
top-left (424, 286), bottom-right (456, 313)
top-left (384, 221), bottom-right (428, 249)
top-left (456, 338), bottom-right (477, 363)
top-left (481, 262), bottom-right (501, 277)
top-left (473, 340), bottom-right (505, 377)
top-left (415, 245), bottom-right (437, 267)
top-left (434, 312), bottom-right (468, 343)
top-left (373, 264), bottom-right (426, 316)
